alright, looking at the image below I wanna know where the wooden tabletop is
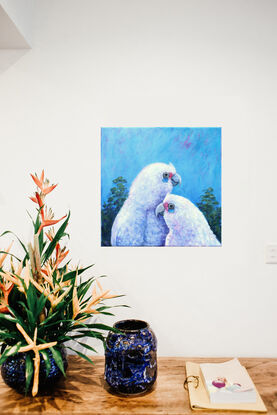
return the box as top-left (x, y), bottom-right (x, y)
top-left (0, 357), bottom-right (276, 415)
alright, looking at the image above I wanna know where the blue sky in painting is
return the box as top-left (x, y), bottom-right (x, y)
top-left (101, 127), bottom-right (221, 207)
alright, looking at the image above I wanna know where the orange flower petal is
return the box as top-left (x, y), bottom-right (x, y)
top-left (43, 184), bottom-right (57, 195)
top-left (6, 283), bottom-right (14, 296)
top-left (35, 193), bottom-right (45, 221)
top-left (30, 174), bottom-right (43, 191)
top-left (56, 250), bottom-right (69, 267)
top-left (0, 241), bottom-right (14, 267)
top-left (0, 281), bottom-right (14, 313)
top-left (0, 305), bottom-right (9, 313)
top-left (45, 233), bottom-right (53, 242)
top-left (35, 192), bottom-right (43, 208)
top-left (38, 215), bottom-right (67, 234)
top-left (55, 243), bottom-right (60, 258)
top-left (29, 196), bottom-right (38, 204)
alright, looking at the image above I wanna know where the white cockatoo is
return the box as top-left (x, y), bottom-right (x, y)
top-left (155, 194), bottom-right (220, 246)
top-left (111, 163), bottom-right (181, 246)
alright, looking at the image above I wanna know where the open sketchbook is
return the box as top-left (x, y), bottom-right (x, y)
top-left (186, 361), bottom-right (267, 412)
top-left (200, 359), bottom-right (256, 403)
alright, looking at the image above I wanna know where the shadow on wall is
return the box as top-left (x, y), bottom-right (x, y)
top-left (0, 49), bottom-right (29, 74)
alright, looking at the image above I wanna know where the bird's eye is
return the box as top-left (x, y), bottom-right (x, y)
top-left (163, 172), bottom-right (169, 180)
top-left (168, 203), bottom-right (175, 212)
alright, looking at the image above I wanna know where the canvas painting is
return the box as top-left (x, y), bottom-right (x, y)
top-left (101, 127), bottom-right (221, 247)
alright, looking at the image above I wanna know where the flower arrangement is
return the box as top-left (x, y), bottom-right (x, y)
top-left (0, 171), bottom-right (122, 396)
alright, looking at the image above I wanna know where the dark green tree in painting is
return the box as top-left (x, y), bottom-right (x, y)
top-left (101, 176), bottom-right (128, 246)
top-left (197, 187), bottom-right (221, 242)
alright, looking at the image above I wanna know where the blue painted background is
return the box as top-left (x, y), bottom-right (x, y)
top-left (101, 127), bottom-right (221, 207)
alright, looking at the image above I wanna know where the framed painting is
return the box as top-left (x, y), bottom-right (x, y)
top-left (101, 127), bottom-right (221, 247)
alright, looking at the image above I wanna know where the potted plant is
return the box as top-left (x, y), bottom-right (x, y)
top-left (0, 171), bottom-right (122, 396)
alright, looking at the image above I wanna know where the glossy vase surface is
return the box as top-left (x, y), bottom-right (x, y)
top-left (1, 347), bottom-right (68, 394)
top-left (105, 319), bottom-right (157, 395)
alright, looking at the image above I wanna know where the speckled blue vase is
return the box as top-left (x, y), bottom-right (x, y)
top-left (105, 319), bottom-right (157, 395)
top-left (1, 347), bottom-right (68, 394)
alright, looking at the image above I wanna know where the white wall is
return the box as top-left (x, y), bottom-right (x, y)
top-left (0, 0), bottom-right (277, 357)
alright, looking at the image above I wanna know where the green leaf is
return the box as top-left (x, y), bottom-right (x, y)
top-left (56, 334), bottom-right (75, 343)
top-left (38, 228), bottom-right (44, 255)
top-left (62, 331), bottom-right (105, 342)
top-left (17, 300), bottom-right (29, 313)
top-left (41, 318), bottom-right (74, 328)
top-left (77, 278), bottom-right (95, 301)
top-left (75, 341), bottom-right (98, 354)
top-left (0, 330), bottom-right (20, 341)
top-left (8, 306), bottom-right (31, 333)
top-left (22, 253), bottom-right (29, 267)
top-left (0, 231), bottom-right (29, 259)
top-left (73, 330), bottom-right (106, 342)
top-left (60, 333), bottom-right (86, 341)
top-left (25, 353), bottom-right (34, 395)
top-left (63, 264), bottom-right (93, 282)
top-left (34, 210), bottom-right (41, 234)
top-left (49, 346), bottom-right (66, 377)
top-left (95, 306), bottom-right (111, 312)
top-left (26, 283), bottom-right (37, 316)
top-left (40, 311), bottom-right (67, 327)
top-left (35, 293), bottom-right (48, 320)
top-left (10, 302), bottom-right (34, 330)
top-left (66, 347), bottom-right (95, 365)
top-left (0, 342), bottom-right (22, 365)
top-left (42, 212), bottom-right (70, 265)
top-left (0, 251), bottom-right (21, 262)
top-left (40, 349), bottom-right (51, 377)
top-left (56, 260), bottom-right (71, 278)
top-left (26, 210), bottom-right (35, 228)
top-left (75, 323), bottom-right (121, 333)
top-left (0, 313), bottom-right (18, 330)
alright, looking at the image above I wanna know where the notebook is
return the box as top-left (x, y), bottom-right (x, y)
top-left (185, 361), bottom-right (267, 412)
top-left (200, 359), bottom-right (256, 403)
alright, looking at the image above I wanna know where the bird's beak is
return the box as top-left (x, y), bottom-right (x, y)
top-left (171, 173), bottom-right (181, 187)
top-left (155, 203), bottom-right (165, 217)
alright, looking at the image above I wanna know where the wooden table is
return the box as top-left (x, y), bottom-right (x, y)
top-left (0, 357), bottom-right (276, 414)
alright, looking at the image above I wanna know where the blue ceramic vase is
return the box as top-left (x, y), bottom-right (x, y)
top-left (105, 319), bottom-right (157, 395)
top-left (1, 347), bottom-right (68, 394)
